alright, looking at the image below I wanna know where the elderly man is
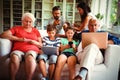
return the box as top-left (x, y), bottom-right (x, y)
top-left (74, 18), bottom-right (120, 80)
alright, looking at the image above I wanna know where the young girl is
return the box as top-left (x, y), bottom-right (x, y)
top-left (38, 24), bottom-right (61, 80)
top-left (54, 27), bottom-right (79, 80)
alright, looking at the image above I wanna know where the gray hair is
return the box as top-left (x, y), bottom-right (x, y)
top-left (89, 18), bottom-right (100, 26)
top-left (22, 12), bottom-right (35, 23)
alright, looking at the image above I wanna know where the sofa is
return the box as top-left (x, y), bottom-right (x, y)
top-left (0, 30), bottom-right (120, 80)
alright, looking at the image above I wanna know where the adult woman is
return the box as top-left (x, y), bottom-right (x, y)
top-left (0, 13), bottom-right (42, 80)
top-left (73, 2), bottom-right (96, 41)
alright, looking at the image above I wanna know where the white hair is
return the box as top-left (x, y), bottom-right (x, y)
top-left (22, 12), bottom-right (36, 22)
top-left (89, 18), bottom-right (100, 26)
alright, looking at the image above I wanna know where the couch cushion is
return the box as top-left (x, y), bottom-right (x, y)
top-left (0, 38), bottom-right (12, 57)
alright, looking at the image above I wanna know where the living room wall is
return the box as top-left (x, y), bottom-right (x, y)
top-left (0, 0), bottom-right (3, 33)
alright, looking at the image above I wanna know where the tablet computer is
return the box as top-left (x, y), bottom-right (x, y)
top-left (41, 46), bottom-right (57, 55)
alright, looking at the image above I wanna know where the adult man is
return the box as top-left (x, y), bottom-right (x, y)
top-left (74, 18), bottom-right (120, 80)
top-left (48, 6), bottom-right (65, 37)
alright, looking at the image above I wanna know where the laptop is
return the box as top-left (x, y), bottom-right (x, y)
top-left (82, 32), bottom-right (108, 49)
top-left (41, 46), bottom-right (58, 55)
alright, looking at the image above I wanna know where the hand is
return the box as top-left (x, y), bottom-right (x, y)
top-left (24, 38), bottom-right (42, 46)
top-left (28, 40), bottom-right (36, 44)
top-left (73, 23), bottom-right (81, 31)
top-left (23, 38), bottom-right (32, 42)
top-left (108, 40), bottom-right (114, 44)
top-left (56, 52), bottom-right (59, 55)
top-left (71, 44), bottom-right (76, 49)
top-left (56, 48), bottom-right (59, 55)
top-left (71, 44), bottom-right (77, 52)
top-left (38, 50), bottom-right (44, 54)
top-left (53, 20), bottom-right (60, 26)
top-left (73, 26), bottom-right (80, 31)
top-left (73, 23), bottom-right (79, 28)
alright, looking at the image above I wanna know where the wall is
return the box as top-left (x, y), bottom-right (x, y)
top-left (0, 0), bottom-right (3, 33)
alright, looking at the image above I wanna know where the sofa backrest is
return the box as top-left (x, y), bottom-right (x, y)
top-left (39, 30), bottom-right (48, 38)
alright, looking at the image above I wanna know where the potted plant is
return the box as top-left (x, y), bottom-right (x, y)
top-left (95, 13), bottom-right (104, 29)
top-left (112, 16), bottom-right (120, 32)
top-left (113, 16), bottom-right (120, 26)
top-left (95, 13), bottom-right (104, 20)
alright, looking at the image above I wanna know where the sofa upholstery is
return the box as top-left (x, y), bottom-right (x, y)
top-left (0, 30), bottom-right (120, 80)
top-left (87, 44), bottom-right (120, 80)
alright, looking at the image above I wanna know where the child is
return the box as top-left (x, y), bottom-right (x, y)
top-left (54, 27), bottom-right (79, 80)
top-left (38, 24), bottom-right (61, 80)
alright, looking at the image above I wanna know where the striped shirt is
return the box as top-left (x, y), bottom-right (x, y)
top-left (42, 36), bottom-right (61, 47)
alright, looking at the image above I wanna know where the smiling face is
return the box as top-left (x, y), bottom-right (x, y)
top-left (65, 29), bottom-right (74, 39)
top-left (22, 16), bottom-right (33, 28)
top-left (47, 24), bottom-right (57, 39)
top-left (88, 19), bottom-right (100, 32)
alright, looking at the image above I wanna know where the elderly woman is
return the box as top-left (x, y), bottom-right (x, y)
top-left (0, 13), bottom-right (42, 80)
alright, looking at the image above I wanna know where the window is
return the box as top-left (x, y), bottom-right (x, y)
top-left (91, 0), bottom-right (120, 31)
top-left (110, 0), bottom-right (119, 26)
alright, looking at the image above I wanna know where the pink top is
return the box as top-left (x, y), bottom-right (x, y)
top-left (10, 26), bottom-right (41, 53)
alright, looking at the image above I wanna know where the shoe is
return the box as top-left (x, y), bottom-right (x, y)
top-left (41, 77), bottom-right (46, 80)
top-left (73, 75), bottom-right (82, 80)
top-left (40, 77), bottom-right (49, 80)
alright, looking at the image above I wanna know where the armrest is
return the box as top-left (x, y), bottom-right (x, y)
top-left (104, 44), bottom-right (120, 69)
top-left (0, 38), bottom-right (12, 57)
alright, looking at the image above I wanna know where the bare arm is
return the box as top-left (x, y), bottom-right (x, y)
top-left (0, 30), bottom-right (24, 41)
top-left (74, 15), bottom-right (91, 31)
top-left (60, 44), bottom-right (70, 52)
top-left (108, 40), bottom-right (114, 44)
top-left (71, 44), bottom-right (78, 53)
top-left (53, 20), bottom-right (60, 26)
top-left (1, 30), bottom-right (43, 48)
top-left (27, 37), bottom-right (43, 48)
top-left (55, 34), bottom-right (66, 38)
top-left (60, 44), bottom-right (77, 53)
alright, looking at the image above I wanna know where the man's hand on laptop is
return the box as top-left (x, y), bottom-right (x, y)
top-left (108, 40), bottom-right (114, 44)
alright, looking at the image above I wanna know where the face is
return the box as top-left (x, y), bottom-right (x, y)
top-left (88, 20), bottom-right (100, 32)
top-left (77, 7), bottom-right (84, 15)
top-left (47, 30), bottom-right (56, 38)
top-left (22, 16), bottom-right (33, 28)
top-left (66, 29), bottom-right (74, 39)
top-left (52, 10), bottom-right (61, 20)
